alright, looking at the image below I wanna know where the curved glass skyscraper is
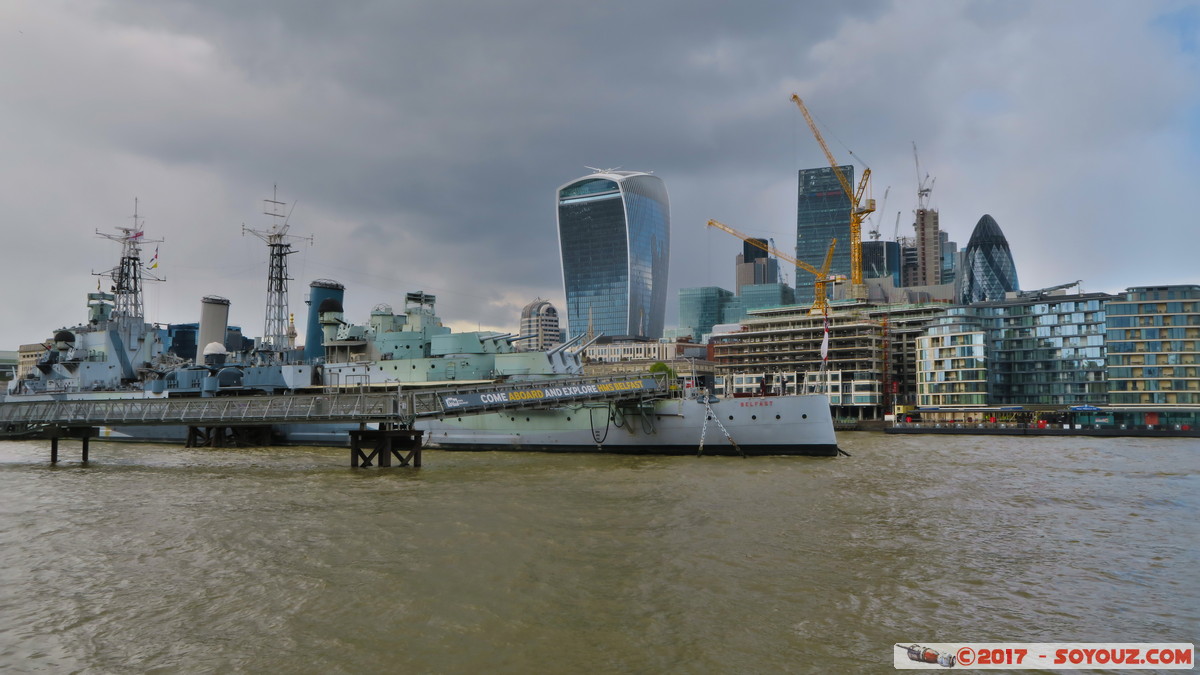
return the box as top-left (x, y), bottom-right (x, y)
top-left (959, 214), bottom-right (1020, 304)
top-left (557, 170), bottom-right (670, 341)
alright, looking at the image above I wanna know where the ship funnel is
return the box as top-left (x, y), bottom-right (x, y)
top-left (306, 280), bottom-right (345, 360)
top-left (197, 296), bottom-right (230, 364)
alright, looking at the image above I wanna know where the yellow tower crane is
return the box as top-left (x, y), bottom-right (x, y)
top-left (790, 94), bottom-right (875, 300)
top-left (707, 219), bottom-right (836, 315)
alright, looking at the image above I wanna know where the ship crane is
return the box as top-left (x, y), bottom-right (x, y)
top-left (791, 94), bottom-right (875, 300)
top-left (707, 219), bottom-right (836, 315)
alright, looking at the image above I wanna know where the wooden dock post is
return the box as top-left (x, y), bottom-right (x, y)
top-left (47, 426), bottom-right (95, 464)
top-left (349, 427), bottom-right (423, 468)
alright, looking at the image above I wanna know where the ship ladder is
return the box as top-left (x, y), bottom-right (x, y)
top-left (697, 399), bottom-right (745, 458)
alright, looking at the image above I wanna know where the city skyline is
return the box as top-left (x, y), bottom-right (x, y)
top-left (0, 2), bottom-right (1197, 348)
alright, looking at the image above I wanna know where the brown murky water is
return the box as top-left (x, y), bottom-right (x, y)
top-left (1, 433), bottom-right (1196, 673)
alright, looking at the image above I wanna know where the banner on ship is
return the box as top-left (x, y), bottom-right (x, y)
top-left (440, 378), bottom-right (661, 411)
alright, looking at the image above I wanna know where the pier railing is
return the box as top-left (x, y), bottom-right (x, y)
top-left (0, 374), bottom-right (669, 431)
top-left (0, 392), bottom-right (404, 429)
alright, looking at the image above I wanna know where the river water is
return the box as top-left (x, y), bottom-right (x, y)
top-left (0, 433), bottom-right (1195, 673)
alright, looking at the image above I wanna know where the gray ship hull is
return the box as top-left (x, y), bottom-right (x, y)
top-left (81, 393), bottom-right (839, 457)
top-left (420, 393), bottom-right (839, 456)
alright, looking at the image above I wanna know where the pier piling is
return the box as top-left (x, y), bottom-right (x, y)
top-left (349, 427), bottom-right (423, 468)
top-left (47, 426), bottom-right (95, 464)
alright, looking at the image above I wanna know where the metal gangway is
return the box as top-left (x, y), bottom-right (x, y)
top-left (0, 374), bottom-right (669, 432)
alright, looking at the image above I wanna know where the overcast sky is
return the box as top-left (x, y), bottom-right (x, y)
top-left (2, 0), bottom-right (1197, 348)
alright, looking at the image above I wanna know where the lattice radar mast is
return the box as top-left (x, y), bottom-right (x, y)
top-left (94, 198), bottom-right (163, 324)
top-left (242, 189), bottom-right (312, 357)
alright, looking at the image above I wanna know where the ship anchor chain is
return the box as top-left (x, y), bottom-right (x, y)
top-left (697, 396), bottom-right (745, 458)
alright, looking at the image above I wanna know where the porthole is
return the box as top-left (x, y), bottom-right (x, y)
top-left (775, 415), bottom-right (781, 420)
top-left (802, 414), bottom-right (807, 419)
top-left (567, 417), bottom-right (572, 422)
top-left (728, 416), bottom-right (734, 421)
top-left (751, 415), bottom-right (757, 420)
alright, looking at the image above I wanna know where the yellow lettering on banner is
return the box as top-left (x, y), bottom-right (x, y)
top-left (597, 381), bottom-right (645, 393)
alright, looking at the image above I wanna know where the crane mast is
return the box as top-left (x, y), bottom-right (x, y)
top-left (708, 219), bottom-right (836, 315)
top-left (790, 94), bottom-right (875, 300)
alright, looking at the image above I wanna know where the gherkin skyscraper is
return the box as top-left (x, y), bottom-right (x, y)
top-left (958, 214), bottom-right (1020, 304)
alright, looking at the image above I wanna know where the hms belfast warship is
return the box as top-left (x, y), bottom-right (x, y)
top-left (261, 286), bottom-right (836, 455)
top-left (4, 199), bottom-right (839, 456)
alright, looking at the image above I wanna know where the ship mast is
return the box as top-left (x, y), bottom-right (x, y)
top-left (95, 198), bottom-right (163, 325)
top-left (242, 187), bottom-right (312, 359)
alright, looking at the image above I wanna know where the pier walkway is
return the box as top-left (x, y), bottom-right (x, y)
top-left (0, 374), bottom-right (668, 466)
top-left (0, 374), bottom-right (666, 430)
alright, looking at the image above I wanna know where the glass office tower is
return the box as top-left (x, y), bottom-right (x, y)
top-left (796, 166), bottom-right (853, 305)
top-left (959, 214), bottom-right (1020, 304)
top-left (862, 240), bottom-right (901, 286)
top-left (557, 170), bottom-right (670, 341)
top-left (678, 286), bottom-right (733, 342)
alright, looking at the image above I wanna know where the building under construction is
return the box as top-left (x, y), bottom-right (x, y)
top-left (711, 300), bottom-right (950, 420)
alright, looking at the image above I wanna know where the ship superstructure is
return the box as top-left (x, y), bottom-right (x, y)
top-left (317, 291), bottom-right (592, 389)
top-left (6, 210), bottom-right (168, 400)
